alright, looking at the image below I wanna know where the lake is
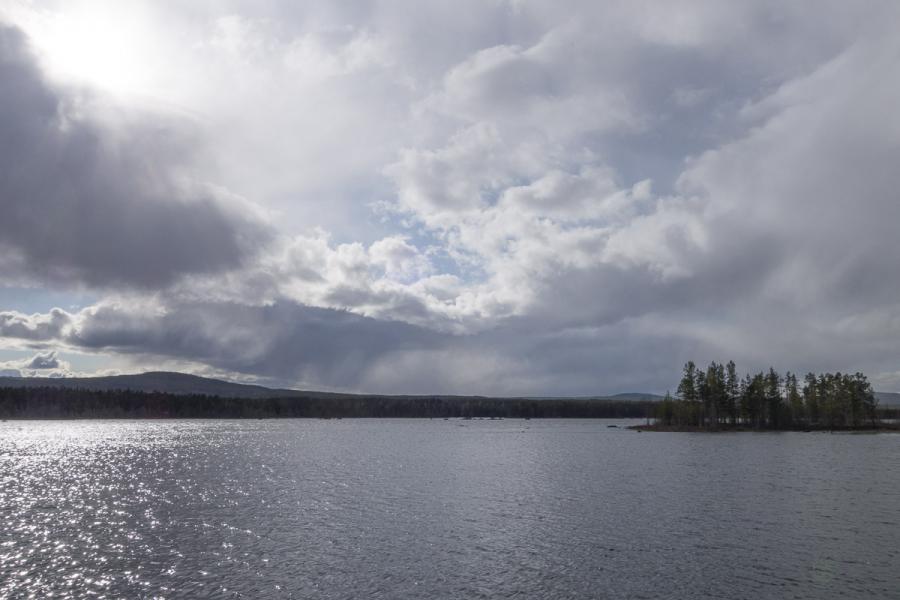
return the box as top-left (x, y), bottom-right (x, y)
top-left (1, 419), bottom-right (898, 598)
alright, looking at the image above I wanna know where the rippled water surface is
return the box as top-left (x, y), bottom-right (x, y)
top-left (1, 419), bottom-right (898, 599)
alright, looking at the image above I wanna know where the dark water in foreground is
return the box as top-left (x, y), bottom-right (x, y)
top-left (1, 420), bottom-right (898, 599)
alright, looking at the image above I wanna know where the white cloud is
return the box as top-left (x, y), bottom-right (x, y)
top-left (3, 1), bottom-right (900, 393)
top-left (0, 308), bottom-right (73, 341)
top-left (0, 350), bottom-right (75, 378)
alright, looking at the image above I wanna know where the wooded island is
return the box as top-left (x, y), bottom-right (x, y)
top-left (649, 360), bottom-right (883, 430)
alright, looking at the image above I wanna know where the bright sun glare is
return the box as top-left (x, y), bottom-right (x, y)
top-left (21, 7), bottom-right (152, 96)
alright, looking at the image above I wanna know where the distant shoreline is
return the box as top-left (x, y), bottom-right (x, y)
top-left (0, 385), bottom-right (655, 420)
top-left (629, 423), bottom-right (900, 433)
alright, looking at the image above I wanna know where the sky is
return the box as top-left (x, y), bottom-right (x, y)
top-left (1, 0), bottom-right (900, 395)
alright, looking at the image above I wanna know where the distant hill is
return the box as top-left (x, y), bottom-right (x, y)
top-left (0, 371), bottom-right (656, 402)
top-left (608, 392), bottom-right (665, 401)
top-left (0, 371), bottom-right (320, 399)
top-left (875, 391), bottom-right (900, 406)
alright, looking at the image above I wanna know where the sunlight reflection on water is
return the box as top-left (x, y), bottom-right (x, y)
top-left (1, 420), bottom-right (898, 598)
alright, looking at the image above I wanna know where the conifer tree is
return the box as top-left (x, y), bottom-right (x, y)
top-left (725, 360), bottom-right (738, 425)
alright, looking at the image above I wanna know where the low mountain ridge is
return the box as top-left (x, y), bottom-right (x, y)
top-left (0, 371), bottom-right (314, 399)
top-left (875, 391), bottom-right (900, 406)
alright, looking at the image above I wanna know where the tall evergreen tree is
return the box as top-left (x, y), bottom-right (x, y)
top-left (785, 372), bottom-right (803, 427)
top-left (854, 372), bottom-right (878, 426)
top-left (803, 372), bottom-right (819, 424)
top-left (725, 360), bottom-right (739, 425)
top-left (739, 373), bottom-right (754, 425)
top-left (764, 368), bottom-right (783, 428)
top-left (678, 361), bottom-right (697, 402)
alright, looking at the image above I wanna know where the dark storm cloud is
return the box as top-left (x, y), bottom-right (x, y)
top-left (0, 24), bottom-right (270, 289)
top-left (66, 299), bottom-right (442, 389)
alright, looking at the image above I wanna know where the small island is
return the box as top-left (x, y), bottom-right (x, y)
top-left (635, 360), bottom-right (896, 432)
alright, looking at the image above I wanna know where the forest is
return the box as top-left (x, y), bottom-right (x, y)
top-left (653, 360), bottom-right (881, 430)
top-left (0, 386), bottom-right (654, 419)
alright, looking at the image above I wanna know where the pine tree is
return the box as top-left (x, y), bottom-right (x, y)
top-left (764, 368), bottom-right (783, 428)
top-left (725, 360), bottom-right (738, 425)
top-left (677, 361), bottom-right (697, 402)
top-left (786, 372), bottom-right (803, 427)
top-left (803, 373), bottom-right (819, 424)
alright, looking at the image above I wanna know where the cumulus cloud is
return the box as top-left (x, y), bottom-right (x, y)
top-left (0, 308), bottom-right (72, 341)
top-left (3, 2), bottom-right (900, 393)
top-left (27, 350), bottom-right (61, 369)
top-left (0, 350), bottom-right (74, 378)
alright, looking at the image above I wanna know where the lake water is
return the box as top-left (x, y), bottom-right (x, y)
top-left (1, 419), bottom-right (898, 599)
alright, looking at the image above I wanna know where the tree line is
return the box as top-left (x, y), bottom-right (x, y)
top-left (655, 360), bottom-right (879, 429)
top-left (0, 386), bottom-right (654, 419)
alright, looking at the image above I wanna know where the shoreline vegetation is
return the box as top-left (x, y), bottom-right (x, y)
top-left (635, 360), bottom-right (898, 432)
top-left (0, 386), bottom-right (654, 420)
top-left (0, 369), bottom-right (896, 425)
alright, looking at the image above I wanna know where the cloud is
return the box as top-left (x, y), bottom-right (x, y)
top-left (0, 308), bottom-right (72, 341)
top-left (26, 350), bottom-right (60, 369)
top-left (3, 3), bottom-right (900, 394)
top-left (5, 298), bottom-right (438, 391)
top-left (0, 23), bottom-right (271, 289)
top-left (0, 350), bottom-right (73, 378)
top-left (654, 35), bottom-right (900, 335)
top-left (0, 296), bottom-right (684, 394)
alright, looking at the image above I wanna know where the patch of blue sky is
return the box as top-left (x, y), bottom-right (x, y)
top-left (0, 348), bottom-right (31, 363)
top-left (0, 286), bottom-right (97, 315)
top-left (402, 225), bottom-right (490, 283)
top-left (61, 352), bottom-right (116, 373)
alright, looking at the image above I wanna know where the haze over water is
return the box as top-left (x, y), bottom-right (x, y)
top-left (1, 419), bottom-right (898, 599)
